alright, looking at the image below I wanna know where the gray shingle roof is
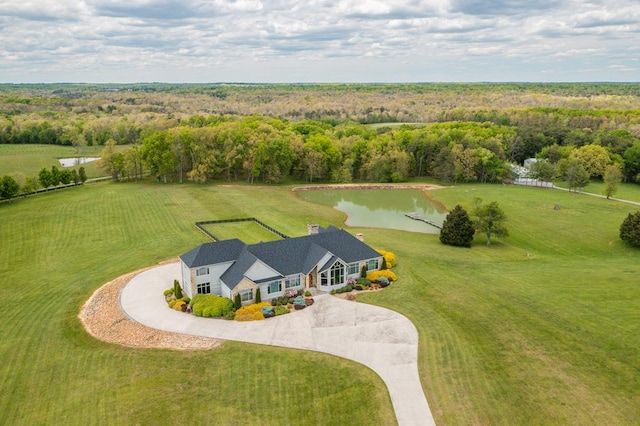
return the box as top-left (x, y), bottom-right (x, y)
top-left (179, 239), bottom-right (246, 268)
top-left (181, 226), bottom-right (381, 291)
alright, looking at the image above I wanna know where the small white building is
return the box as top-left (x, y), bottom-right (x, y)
top-left (179, 226), bottom-right (383, 304)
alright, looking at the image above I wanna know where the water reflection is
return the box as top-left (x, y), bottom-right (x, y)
top-left (298, 189), bottom-right (447, 234)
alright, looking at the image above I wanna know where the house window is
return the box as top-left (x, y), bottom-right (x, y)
top-left (197, 282), bottom-right (211, 294)
top-left (331, 262), bottom-right (345, 286)
top-left (285, 275), bottom-right (300, 289)
top-left (196, 267), bottom-right (209, 276)
top-left (367, 259), bottom-right (378, 271)
top-left (348, 263), bottom-right (359, 275)
top-left (268, 280), bottom-right (282, 294)
top-left (320, 271), bottom-right (328, 286)
top-left (240, 289), bottom-right (253, 302)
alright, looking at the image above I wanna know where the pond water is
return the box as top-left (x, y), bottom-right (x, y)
top-left (58, 157), bottom-right (100, 167)
top-left (297, 188), bottom-right (448, 234)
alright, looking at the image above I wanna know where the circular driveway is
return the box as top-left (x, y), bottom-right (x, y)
top-left (120, 262), bottom-right (435, 426)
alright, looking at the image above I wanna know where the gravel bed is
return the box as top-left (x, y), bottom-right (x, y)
top-left (79, 260), bottom-right (221, 350)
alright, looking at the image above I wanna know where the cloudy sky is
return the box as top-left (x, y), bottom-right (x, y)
top-left (0, 0), bottom-right (638, 83)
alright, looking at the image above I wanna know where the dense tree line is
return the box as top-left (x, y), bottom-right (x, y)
top-left (94, 115), bottom-right (640, 186)
top-left (1, 83), bottom-right (639, 186)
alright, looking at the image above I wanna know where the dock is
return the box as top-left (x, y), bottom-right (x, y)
top-left (405, 212), bottom-right (442, 229)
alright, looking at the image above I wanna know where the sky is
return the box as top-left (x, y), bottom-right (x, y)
top-left (0, 0), bottom-right (638, 83)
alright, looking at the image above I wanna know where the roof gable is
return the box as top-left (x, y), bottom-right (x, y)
top-left (179, 239), bottom-right (246, 268)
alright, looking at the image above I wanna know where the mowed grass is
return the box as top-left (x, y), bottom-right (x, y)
top-left (1, 181), bottom-right (639, 425)
top-left (201, 220), bottom-right (285, 244)
top-left (0, 182), bottom-right (395, 426)
top-left (0, 144), bottom-right (127, 178)
top-left (358, 184), bottom-right (640, 424)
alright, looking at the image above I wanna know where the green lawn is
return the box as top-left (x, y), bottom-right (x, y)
top-left (1, 181), bottom-right (639, 425)
top-left (200, 220), bottom-right (285, 244)
top-left (0, 144), bottom-right (128, 179)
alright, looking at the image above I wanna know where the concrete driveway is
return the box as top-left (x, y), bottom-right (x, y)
top-left (120, 262), bottom-right (435, 426)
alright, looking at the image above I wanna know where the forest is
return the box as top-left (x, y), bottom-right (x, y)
top-left (1, 83), bottom-right (639, 189)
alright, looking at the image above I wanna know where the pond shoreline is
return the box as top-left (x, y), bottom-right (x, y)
top-left (291, 183), bottom-right (445, 192)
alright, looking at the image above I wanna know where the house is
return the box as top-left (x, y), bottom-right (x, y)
top-left (179, 225), bottom-right (383, 303)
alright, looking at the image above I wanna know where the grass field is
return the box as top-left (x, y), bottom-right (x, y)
top-left (1, 180), bottom-right (639, 425)
top-left (0, 144), bottom-right (128, 179)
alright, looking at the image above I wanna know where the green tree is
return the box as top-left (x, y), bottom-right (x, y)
top-left (473, 199), bottom-right (509, 246)
top-left (571, 144), bottom-right (610, 178)
top-left (566, 161), bottom-right (590, 193)
top-left (623, 142), bottom-right (640, 182)
top-left (620, 211), bottom-right (640, 248)
top-left (38, 167), bottom-right (54, 188)
top-left (529, 159), bottom-right (557, 185)
top-left (78, 166), bottom-right (87, 183)
top-left (603, 164), bottom-right (623, 199)
top-left (440, 205), bottom-right (475, 247)
top-left (97, 139), bottom-right (125, 182)
top-left (0, 175), bottom-right (20, 200)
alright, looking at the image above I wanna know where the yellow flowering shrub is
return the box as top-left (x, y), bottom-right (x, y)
top-left (234, 302), bottom-right (271, 321)
top-left (172, 300), bottom-right (186, 311)
top-left (376, 249), bottom-right (397, 268)
top-left (367, 269), bottom-right (398, 282)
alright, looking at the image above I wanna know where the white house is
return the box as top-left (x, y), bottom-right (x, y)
top-left (179, 225), bottom-right (383, 304)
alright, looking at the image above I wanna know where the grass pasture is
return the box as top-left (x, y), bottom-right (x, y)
top-left (0, 144), bottom-right (126, 179)
top-left (1, 181), bottom-right (639, 425)
top-left (200, 220), bottom-right (286, 244)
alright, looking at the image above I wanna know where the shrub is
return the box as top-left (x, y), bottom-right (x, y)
top-left (261, 306), bottom-right (274, 315)
top-left (163, 289), bottom-right (173, 297)
top-left (274, 306), bottom-right (290, 316)
top-left (180, 297), bottom-right (190, 304)
top-left (173, 301), bottom-right (186, 311)
top-left (234, 302), bottom-right (272, 320)
top-left (293, 296), bottom-right (306, 307)
top-left (305, 298), bottom-right (314, 306)
top-left (620, 211), bottom-right (640, 247)
top-left (356, 278), bottom-right (371, 287)
top-left (355, 285), bottom-right (363, 291)
top-left (285, 289), bottom-right (298, 298)
top-left (255, 288), bottom-right (261, 304)
top-left (376, 250), bottom-right (397, 268)
top-left (173, 280), bottom-right (183, 299)
top-left (330, 289), bottom-right (336, 295)
top-left (191, 294), bottom-right (234, 317)
top-left (345, 284), bottom-right (353, 292)
top-left (304, 290), bottom-right (312, 297)
top-left (367, 269), bottom-right (398, 282)
top-left (440, 205), bottom-right (475, 247)
top-left (234, 293), bottom-right (241, 310)
top-left (168, 300), bottom-right (177, 308)
top-left (377, 276), bottom-right (390, 285)
top-left (360, 264), bottom-right (368, 278)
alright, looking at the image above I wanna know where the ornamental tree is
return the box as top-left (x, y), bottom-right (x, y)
top-left (440, 205), bottom-right (475, 247)
top-left (620, 211), bottom-right (640, 248)
top-left (473, 198), bottom-right (509, 246)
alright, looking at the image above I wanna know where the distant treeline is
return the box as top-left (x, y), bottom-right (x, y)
top-left (1, 83), bottom-right (639, 185)
top-left (95, 115), bottom-right (640, 186)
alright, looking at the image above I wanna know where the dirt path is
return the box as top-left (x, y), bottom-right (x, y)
top-left (78, 259), bottom-right (221, 350)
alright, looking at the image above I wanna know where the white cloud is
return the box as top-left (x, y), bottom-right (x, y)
top-left (0, 0), bottom-right (638, 82)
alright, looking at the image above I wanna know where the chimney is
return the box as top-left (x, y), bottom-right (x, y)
top-left (308, 224), bottom-right (319, 235)
top-left (356, 233), bottom-right (364, 242)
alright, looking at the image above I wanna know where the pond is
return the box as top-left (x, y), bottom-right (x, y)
top-left (297, 188), bottom-right (448, 234)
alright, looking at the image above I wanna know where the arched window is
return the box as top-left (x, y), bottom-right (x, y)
top-left (331, 262), bottom-right (345, 286)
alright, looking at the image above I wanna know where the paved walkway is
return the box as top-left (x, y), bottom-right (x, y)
top-left (120, 263), bottom-right (435, 426)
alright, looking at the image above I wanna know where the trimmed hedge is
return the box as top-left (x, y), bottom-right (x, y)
top-left (190, 294), bottom-right (234, 318)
